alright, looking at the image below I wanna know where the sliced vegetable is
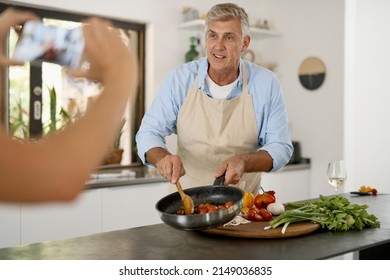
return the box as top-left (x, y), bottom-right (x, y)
top-left (223, 216), bottom-right (251, 227)
top-left (359, 185), bottom-right (378, 195)
top-left (242, 192), bottom-right (254, 212)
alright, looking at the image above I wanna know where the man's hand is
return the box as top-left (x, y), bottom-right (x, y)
top-left (214, 155), bottom-right (245, 185)
top-left (146, 147), bottom-right (185, 184)
top-left (156, 154), bottom-right (185, 184)
top-left (0, 8), bottom-right (38, 66)
top-left (214, 151), bottom-right (273, 185)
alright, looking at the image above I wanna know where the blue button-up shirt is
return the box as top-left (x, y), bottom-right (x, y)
top-left (136, 57), bottom-right (293, 171)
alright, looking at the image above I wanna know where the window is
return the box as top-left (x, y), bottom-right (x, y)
top-left (0, 2), bottom-right (146, 165)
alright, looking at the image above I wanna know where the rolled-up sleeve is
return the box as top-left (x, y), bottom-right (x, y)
top-left (136, 62), bottom-right (200, 165)
top-left (253, 73), bottom-right (293, 171)
top-left (136, 75), bottom-right (178, 165)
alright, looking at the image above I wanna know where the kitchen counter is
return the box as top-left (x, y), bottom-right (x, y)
top-left (0, 193), bottom-right (388, 260)
top-left (86, 164), bottom-right (165, 189)
top-left (86, 161), bottom-right (311, 189)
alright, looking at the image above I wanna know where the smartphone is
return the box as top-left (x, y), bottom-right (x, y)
top-left (13, 20), bottom-right (84, 68)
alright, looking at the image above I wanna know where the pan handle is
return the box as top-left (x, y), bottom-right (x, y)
top-left (213, 175), bottom-right (225, 186)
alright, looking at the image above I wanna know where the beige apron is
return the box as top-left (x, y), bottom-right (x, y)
top-left (175, 64), bottom-right (261, 195)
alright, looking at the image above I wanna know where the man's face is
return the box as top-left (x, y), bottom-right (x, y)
top-left (205, 18), bottom-right (250, 74)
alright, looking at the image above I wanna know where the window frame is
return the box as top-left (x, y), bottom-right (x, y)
top-left (0, 1), bottom-right (146, 164)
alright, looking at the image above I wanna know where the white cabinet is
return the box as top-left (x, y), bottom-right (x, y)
top-left (1, 189), bottom-right (101, 248)
top-left (261, 167), bottom-right (311, 203)
top-left (101, 182), bottom-right (169, 231)
top-left (0, 181), bottom-right (169, 249)
top-left (20, 188), bottom-right (101, 245)
top-left (0, 203), bottom-right (21, 249)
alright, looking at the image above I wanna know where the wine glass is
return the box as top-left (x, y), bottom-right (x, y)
top-left (327, 159), bottom-right (347, 195)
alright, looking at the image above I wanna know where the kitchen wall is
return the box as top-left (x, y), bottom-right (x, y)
top-left (8, 0), bottom-right (388, 196)
top-left (344, 0), bottom-right (390, 194)
top-left (253, 0), bottom-right (345, 198)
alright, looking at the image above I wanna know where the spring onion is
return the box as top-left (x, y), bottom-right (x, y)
top-left (265, 195), bottom-right (380, 233)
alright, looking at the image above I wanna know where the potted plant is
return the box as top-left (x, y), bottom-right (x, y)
top-left (45, 86), bottom-right (71, 135)
top-left (102, 118), bottom-right (126, 165)
top-left (10, 86), bottom-right (71, 139)
top-left (48, 86), bottom-right (126, 166)
top-left (9, 97), bottom-right (29, 139)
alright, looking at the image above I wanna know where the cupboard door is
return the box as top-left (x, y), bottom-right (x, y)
top-left (261, 169), bottom-right (310, 203)
top-left (102, 182), bottom-right (170, 232)
top-left (20, 189), bottom-right (101, 245)
top-left (0, 203), bottom-right (21, 249)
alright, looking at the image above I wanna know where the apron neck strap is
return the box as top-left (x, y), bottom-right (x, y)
top-left (196, 63), bottom-right (248, 94)
top-left (241, 62), bottom-right (248, 95)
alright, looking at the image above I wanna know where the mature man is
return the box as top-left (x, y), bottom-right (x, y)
top-left (136, 3), bottom-right (292, 195)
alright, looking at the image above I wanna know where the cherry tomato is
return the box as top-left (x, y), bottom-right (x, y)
top-left (258, 208), bottom-right (273, 221)
top-left (224, 201), bottom-right (234, 208)
top-left (206, 204), bottom-right (218, 213)
top-left (197, 203), bottom-right (206, 210)
top-left (247, 208), bottom-right (257, 220)
top-left (254, 213), bottom-right (263, 221)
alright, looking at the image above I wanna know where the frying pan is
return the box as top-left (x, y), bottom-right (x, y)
top-left (155, 176), bottom-right (244, 230)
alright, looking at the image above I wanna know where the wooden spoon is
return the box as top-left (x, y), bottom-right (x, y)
top-left (175, 181), bottom-right (194, 215)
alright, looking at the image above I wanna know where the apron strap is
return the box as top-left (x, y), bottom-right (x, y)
top-left (241, 62), bottom-right (249, 95)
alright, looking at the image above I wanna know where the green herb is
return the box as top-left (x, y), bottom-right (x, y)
top-left (265, 195), bottom-right (380, 232)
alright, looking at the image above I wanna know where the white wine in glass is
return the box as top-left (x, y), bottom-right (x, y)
top-left (327, 160), bottom-right (347, 195)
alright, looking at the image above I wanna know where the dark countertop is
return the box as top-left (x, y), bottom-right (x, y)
top-left (0, 193), bottom-right (388, 260)
top-left (86, 164), bottom-right (165, 189)
top-left (86, 161), bottom-right (311, 189)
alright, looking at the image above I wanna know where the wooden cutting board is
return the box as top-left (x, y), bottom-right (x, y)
top-left (202, 220), bottom-right (320, 238)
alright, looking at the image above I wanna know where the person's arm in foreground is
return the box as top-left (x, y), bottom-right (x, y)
top-left (0, 8), bottom-right (137, 203)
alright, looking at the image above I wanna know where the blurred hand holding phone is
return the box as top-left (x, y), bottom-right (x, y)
top-left (13, 20), bottom-right (101, 102)
top-left (13, 20), bottom-right (85, 68)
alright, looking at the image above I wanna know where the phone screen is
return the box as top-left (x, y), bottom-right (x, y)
top-left (13, 20), bottom-right (84, 68)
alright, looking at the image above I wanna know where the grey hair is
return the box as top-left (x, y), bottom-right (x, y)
top-left (205, 3), bottom-right (250, 37)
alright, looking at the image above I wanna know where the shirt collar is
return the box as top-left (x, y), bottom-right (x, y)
top-left (197, 58), bottom-right (244, 91)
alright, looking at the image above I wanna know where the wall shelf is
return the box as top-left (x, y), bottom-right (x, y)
top-left (177, 19), bottom-right (205, 31)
